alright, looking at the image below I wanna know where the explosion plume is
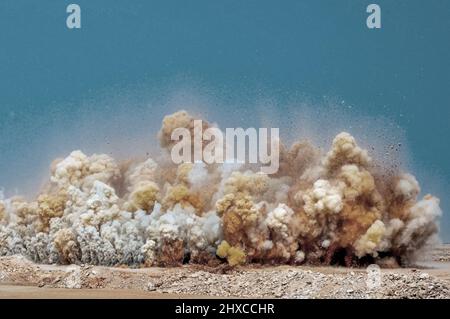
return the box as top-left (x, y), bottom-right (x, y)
top-left (0, 111), bottom-right (442, 268)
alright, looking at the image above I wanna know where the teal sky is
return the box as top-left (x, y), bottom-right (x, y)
top-left (0, 1), bottom-right (449, 240)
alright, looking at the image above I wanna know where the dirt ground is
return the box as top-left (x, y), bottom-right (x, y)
top-left (1, 245), bottom-right (450, 299)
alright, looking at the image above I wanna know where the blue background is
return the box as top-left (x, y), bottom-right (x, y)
top-left (0, 1), bottom-right (449, 240)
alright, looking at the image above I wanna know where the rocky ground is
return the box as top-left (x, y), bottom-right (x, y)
top-left (1, 245), bottom-right (450, 299)
top-left (431, 245), bottom-right (450, 262)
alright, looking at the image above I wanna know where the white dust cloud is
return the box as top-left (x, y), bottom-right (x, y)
top-left (0, 110), bottom-right (442, 267)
